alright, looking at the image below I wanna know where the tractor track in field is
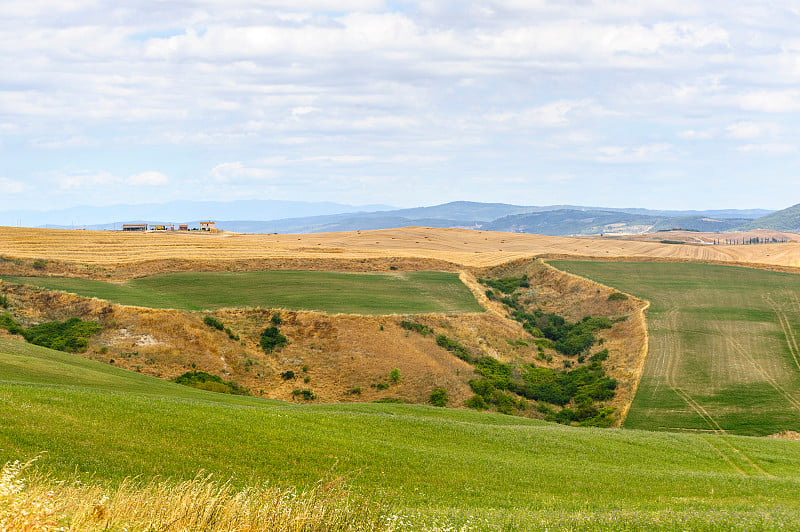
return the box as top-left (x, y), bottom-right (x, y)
top-left (768, 292), bottom-right (800, 372)
top-left (663, 307), bottom-right (726, 434)
top-left (719, 321), bottom-right (800, 412)
top-left (701, 437), bottom-right (772, 477)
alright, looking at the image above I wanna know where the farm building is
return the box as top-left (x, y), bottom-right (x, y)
top-left (200, 221), bottom-right (216, 231)
top-left (178, 225), bottom-right (189, 231)
top-left (121, 224), bottom-right (147, 232)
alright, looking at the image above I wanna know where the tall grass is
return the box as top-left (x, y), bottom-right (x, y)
top-left (0, 459), bottom-right (388, 532)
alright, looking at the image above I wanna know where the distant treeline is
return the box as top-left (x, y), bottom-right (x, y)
top-left (713, 236), bottom-right (792, 245)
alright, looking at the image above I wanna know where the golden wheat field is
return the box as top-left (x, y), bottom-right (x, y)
top-left (1, 226), bottom-right (799, 270)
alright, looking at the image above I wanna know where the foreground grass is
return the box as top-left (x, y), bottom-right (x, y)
top-left (1, 270), bottom-right (483, 314)
top-left (1, 460), bottom-right (383, 532)
top-left (2, 339), bottom-right (800, 529)
top-left (550, 261), bottom-right (800, 436)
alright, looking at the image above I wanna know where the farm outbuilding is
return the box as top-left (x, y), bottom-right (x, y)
top-left (178, 225), bottom-right (189, 231)
top-left (121, 224), bottom-right (147, 232)
top-left (200, 221), bottom-right (216, 231)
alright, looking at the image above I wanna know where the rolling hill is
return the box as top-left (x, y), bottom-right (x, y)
top-left (3, 337), bottom-right (800, 530)
top-left (741, 203), bottom-right (800, 233)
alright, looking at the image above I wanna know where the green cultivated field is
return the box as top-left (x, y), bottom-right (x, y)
top-left (2, 338), bottom-right (800, 530)
top-left (551, 261), bottom-right (800, 436)
top-left (0, 270), bottom-right (483, 315)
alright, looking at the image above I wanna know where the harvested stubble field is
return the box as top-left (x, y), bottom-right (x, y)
top-left (2, 226), bottom-right (800, 273)
top-left (0, 270), bottom-right (482, 314)
top-left (3, 339), bottom-right (800, 531)
top-left (552, 261), bottom-right (800, 436)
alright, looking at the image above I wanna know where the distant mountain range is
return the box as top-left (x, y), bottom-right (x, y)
top-left (5, 199), bottom-right (800, 236)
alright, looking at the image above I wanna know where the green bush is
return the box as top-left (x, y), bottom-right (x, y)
top-left (22, 318), bottom-right (102, 353)
top-left (435, 334), bottom-right (472, 362)
top-left (389, 368), bottom-right (402, 384)
top-left (400, 320), bottom-right (434, 336)
top-left (260, 326), bottom-right (288, 352)
top-left (479, 275), bottom-right (529, 294)
top-left (173, 371), bottom-right (249, 395)
top-left (203, 315), bottom-right (224, 330)
top-left (0, 314), bottom-right (23, 336)
top-left (348, 386), bottom-right (362, 395)
top-left (291, 389), bottom-right (316, 401)
top-left (32, 260), bottom-right (46, 270)
top-left (0, 294), bottom-right (8, 309)
top-left (375, 382), bottom-right (389, 391)
top-left (280, 370), bottom-right (296, 380)
top-left (465, 394), bottom-right (488, 410)
top-left (607, 292), bottom-right (629, 301)
top-left (270, 312), bottom-right (283, 326)
top-left (429, 388), bottom-right (449, 407)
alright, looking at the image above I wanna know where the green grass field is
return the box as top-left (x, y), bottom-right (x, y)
top-left (0, 270), bottom-right (483, 315)
top-left (2, 338), bottom-right (800, 530)
top-left (550, 261), bottom-right (800, 437)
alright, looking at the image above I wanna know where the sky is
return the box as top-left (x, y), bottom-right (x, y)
top-left (2, 0), bottom-right (800, 213)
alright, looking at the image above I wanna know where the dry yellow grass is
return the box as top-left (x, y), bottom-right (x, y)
top-left (2, 226), bottom-right (800, 275)
top-left (0, 459), bottom-right (387, 532)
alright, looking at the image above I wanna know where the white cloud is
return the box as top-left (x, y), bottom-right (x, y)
top-left (736, 91), bottom-right (800, 112)
top-left (596, 143), bottom-right (674, 163)
top-left (725, 121), bottom-right (779, 139)
top-left (0, 177), bottom-right (27, 194)
top-left (488, 99), bottom-right (596, 127)
top-left (57, 171), bottom-right (116, 189)
top-left (209, 162), bottom-right (277, 182)
top-left (679, 129), bottom-right (715, 140)
top-left (291, 106), bottom-right (317, 116)
top-left (127, 171), bottom-right (169, 186)
top-left (736, 143), bottom-right (796, 154)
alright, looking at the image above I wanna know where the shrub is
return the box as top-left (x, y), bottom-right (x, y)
top-left (203, 316), bottom-right (224, 330)
top-left (303, 376), bottom-right (311, 383)
top-left (260, 326), bottom-right (288, 352)
top-left (270, 312), bottom-right (283, 326)
top-left (429, 387), bottom-right (449, 407)
top-left (280, 370), bottom-right (296, 380)
top-left (435, 334), bottom-right (472, 362)
top-left (465, 394), bottom-right (488, 410)
top-left (0, 294), bottom-right (8, 309)
top-left (22, 318), bottom-right (102, 353)
top-left (0, 314), bottom-right (23, 336)
top-left (388, 368), bottom-right (402, 384)
top-left (173, 371), bottom-right (249, 395)
top-left (291, 389), bottom-right (316, 401)
top-left (32, 260), bottom-right (46, 270)
top-left (375, 382), bottom-right (389, 391)
top-left (400, 320), bottom-right (433, 336)
top-left (607, 292), bottom-right (628, 301)
top-left (479, 275), bottom-right (529, 294)
top-left (348, 386), bottom-right (362, 395)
